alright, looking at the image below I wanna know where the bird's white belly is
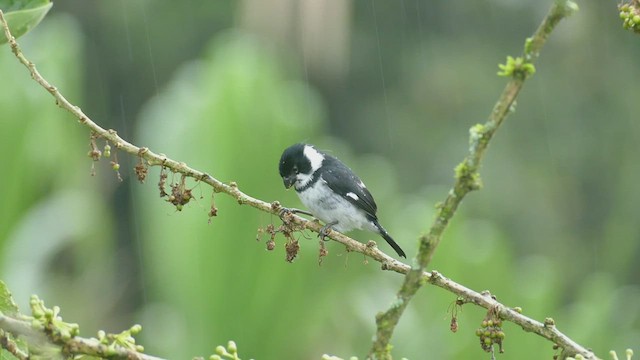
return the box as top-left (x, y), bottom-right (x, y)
top-left (297, 179), bottom-right (370, 233)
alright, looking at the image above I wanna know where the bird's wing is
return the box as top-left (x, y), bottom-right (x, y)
top-left (321, 156), bottom-right (378, 218)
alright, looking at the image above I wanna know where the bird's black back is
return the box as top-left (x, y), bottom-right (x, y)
top-left (319, 153), bottom-right (379, 219)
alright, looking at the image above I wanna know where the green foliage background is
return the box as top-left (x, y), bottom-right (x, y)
top-left (0, 1), bottom-right (638, 359)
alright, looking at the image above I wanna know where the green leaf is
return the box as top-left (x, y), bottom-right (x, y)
top-left (0, 280), bottom-right (19, 316)
top-left (0, 1), bottom-right (52, 44)
top-left (1, 0), bottom-right (50, 12)
top-left (0, 281), bottom-right (25, 360)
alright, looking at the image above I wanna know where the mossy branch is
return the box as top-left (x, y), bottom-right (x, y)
top-left (369, 1), bottom-right (580, 359)
top-left (0, 6), bottom-right (598, 360)
top-left (0, 313), bottom-right (163, 360)
top-left (0, 299), bottom-right (246, 360)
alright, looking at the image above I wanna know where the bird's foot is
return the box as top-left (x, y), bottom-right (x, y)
top-left (278, 206), bottom-right (314, 218)
top-left (318, 221), bottom-right (338, 241)
top-left (277, 206), bottom-right (291, 219)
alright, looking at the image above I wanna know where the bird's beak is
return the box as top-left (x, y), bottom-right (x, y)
top-left (282, 175), bottom-right (296, 189)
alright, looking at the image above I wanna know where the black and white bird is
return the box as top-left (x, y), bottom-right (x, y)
top-left (278, 143), bottom-right (406, 258)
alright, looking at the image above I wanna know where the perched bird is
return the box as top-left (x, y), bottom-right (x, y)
top-left (278, 143), bottom-right (406, 258)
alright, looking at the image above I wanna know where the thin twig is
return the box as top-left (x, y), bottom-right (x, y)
top-left (369, 1), bottom-right (582, 359)
top-left (0, 7), bottom-right (596, 360)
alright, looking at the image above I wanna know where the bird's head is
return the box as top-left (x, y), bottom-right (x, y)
top-left (279, 143), bottom-right (324, 190)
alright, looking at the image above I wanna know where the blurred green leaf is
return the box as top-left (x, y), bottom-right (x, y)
top-left (3, 0), bottom-right (49, 9)
top-left (0, 281), bottom-right (26, 360)
top-left (0, 0), bottom-right (52, 44)
top-left (1, 0), bottom-right (49, 12)
top-left (0, 15), bottom-right (116, 337)
top-left (0, 280), bottom-right (19, 316)
top-left (136, 31), bottom-right (328, 359)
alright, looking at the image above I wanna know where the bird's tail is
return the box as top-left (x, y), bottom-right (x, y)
top-left (372, 220), bottom-right (406, 258)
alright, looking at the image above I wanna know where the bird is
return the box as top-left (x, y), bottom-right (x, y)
top-left (278, 143), bottom-right (406, 258)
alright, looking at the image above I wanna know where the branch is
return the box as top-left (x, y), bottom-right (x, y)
top-left (0, 314), bottom-right (164, 360)
top-left (369, 1), bottom-right (580, 358)
top-left (0, 7), bottom-right (597, 360)
top-left (0, 330), bottom-right (29, 360)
